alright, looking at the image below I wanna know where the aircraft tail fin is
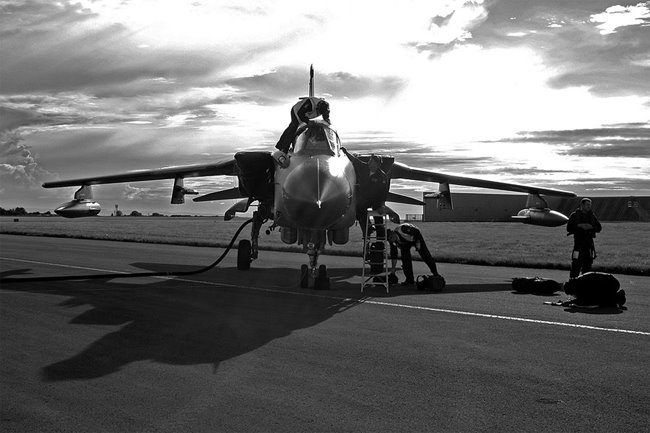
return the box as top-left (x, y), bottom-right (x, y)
top-left (309, 64), bottom-right (314, 97)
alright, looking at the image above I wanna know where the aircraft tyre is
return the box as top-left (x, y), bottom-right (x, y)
top-left (237, 239), bottom-right (252, 270)
top-left (314, 265), bottom-right (330, 290)
top-left (314, 276), bottom-right (330, 290)
top-left (300, 264), bottom-right (309, 288)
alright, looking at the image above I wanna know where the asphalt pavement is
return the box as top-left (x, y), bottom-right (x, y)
top-left (1, 234), bottom-right (648, 432)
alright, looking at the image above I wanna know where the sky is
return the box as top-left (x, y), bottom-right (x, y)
top-left (1, 0), bottom-right (649, 215)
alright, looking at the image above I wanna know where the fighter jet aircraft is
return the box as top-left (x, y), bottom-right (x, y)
top-left (43, 66), bottom-right (576, 289)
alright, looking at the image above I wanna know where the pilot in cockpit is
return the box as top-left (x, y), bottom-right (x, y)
top-left (275, 97), bottom-right (330, 154)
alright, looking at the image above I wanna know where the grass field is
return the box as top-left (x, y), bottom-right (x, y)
top-left (1, 216), bottom-right (648, 276)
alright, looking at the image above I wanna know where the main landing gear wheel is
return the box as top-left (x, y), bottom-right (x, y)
top-left (300, 264), bottom-right (309, 288)
top-left (314, 264), bottom-right (330, 290)
top-left (237, 239), bottom-right (252, 270)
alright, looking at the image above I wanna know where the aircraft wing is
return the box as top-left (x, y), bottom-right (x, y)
top-left (390, 162), bottom-right (576, 197)
top-left (42, 159), bottom-right (237, 188)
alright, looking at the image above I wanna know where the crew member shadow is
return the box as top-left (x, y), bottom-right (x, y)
top-left (563, 305), bottom-right (625, 315)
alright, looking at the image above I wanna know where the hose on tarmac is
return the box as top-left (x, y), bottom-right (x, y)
top-left (0, 218), bottom-right (253, 284)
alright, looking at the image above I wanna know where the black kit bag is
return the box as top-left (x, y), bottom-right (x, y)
top-left (416, 275), bottom-right (446, 292)
top-left (563, 272), bottom-right (626, 307)
top-left (512, 277), bottom-right (562, 295)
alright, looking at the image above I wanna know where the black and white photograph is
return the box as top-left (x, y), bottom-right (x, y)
top-left (1, 1), bottom-right (649, 431)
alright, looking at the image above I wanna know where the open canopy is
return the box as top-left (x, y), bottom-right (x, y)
top-left (293, 120), bottom-right (340, 156)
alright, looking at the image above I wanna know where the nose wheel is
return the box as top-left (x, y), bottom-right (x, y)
top-left (300, 264), bottom-right (330, 289)
top-left (315, 264), bottom-right (330, 290)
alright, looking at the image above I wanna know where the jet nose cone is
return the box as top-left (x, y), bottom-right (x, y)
top-left (283, 158), bottom-right (351, 229)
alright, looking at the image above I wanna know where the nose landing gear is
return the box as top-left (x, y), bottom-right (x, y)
top-left (299, 242), bottom-right (330, 289)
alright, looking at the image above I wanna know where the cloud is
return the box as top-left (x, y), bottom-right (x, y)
top-left (224, 68), bottom-right (406, 103)
top-left (408, 0), bottom-right (489, 54)
top-left (590, 2), bottom-right (650, 35)
top-left (468, 1), bottom-right (650, 98)
top-left (339, 134), bottom-right (492, 172)
top-left (490, 124), bottom-right (650, 158)
top-left (0, 129), bottom-right (52, 191)
top-left (80, 177), bottom-right (238, 209)
top-left (469, 166), bottom-right (571, 176)
top-left (0, 0), bottom-right (96, 37)
top-left (0, 103), bottom-right (99, 132)
top-left (0, 2), bottom-right (242, 97)
top-left (0, 106), bottom-right (39, 132)
top-left (1, 27), bottom-right (222, 95)
top-left (561, 176), bottom-right (650, 193)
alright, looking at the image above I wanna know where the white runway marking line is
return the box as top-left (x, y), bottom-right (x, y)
top-left (364, 300), bottom-right (650, 336)
top-left (177, 276), bottom-right (650, 337)
top-left (1, 257), bottom-right (132, 275)
top-left (3, 256), bottom-right (649, 336)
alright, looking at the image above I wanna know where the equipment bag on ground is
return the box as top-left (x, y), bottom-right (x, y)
top-left (512, 277), bottom-right (561, 295)
top-left (416, 274), bottom-right (445, 292)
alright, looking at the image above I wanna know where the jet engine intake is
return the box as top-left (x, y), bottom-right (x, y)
top-left (281, 226), bottom-right (298, 244)
top-left (327, 228), bottom-right (349, 245)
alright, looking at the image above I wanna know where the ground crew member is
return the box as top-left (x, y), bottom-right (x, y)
top-left (563, 272), bottom-right (626, 308)
top-left (567, 198), bottom-right (602, 278)
top-left (387, 223), bottom-right (440, 286)
top-left (275, 98), bottom-right (330, 154)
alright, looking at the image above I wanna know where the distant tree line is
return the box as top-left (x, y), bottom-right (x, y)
top-left (0, 207), bottom-right (52, 216)
top-left (1, 206), bottom-right (171, 217)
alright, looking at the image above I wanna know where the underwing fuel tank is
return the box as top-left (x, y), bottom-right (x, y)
top-left (53, 185), bottom-right (100, 218)
top-left (54, 200), bottom-right (101, 218)
top-left (512, 208), bottom-right (568, 227)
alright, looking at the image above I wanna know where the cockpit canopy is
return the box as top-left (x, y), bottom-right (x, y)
top-left (293, 120), bottom-right (340, 156)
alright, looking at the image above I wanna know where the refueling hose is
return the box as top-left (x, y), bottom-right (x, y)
top-left (1, 218), bottom-right (253, 284)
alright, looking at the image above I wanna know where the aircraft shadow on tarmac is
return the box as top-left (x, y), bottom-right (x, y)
top-left (130, 262), bottom-right (516, 295)
top-left (0, 264), bottom-right (618, 382)
top-left (2, 267), bottom-right (360, 382)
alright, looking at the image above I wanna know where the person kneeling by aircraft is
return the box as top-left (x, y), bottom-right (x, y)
top-left (387, 223), bottom-right (441, 287)
top-left (563, 272), bottom-right (626, 308)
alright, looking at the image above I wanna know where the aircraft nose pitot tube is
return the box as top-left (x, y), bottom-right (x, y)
top-left (282, 158), bottom-right (351, 229)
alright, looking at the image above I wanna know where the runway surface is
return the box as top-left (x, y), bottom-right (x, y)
top-left (1, 234), bottom-right (649, 432)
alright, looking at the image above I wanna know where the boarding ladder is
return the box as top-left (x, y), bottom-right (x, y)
top-left (361, 210), bottom-right (389, 294)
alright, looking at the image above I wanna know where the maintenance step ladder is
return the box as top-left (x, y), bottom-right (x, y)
top-left (361, 210), bottom-right (389, 294)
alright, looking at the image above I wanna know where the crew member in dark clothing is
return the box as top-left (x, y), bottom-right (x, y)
top-left (387, 223), bottom-right (440, 286)
top-left (275, 98), bottom-right (330, 154)
top-left (340, 148), bottom-right (389, 237)
top-left (563, 272), bottom-right (626, 307)
top-left (567, 198), bottom-right (602, 278)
